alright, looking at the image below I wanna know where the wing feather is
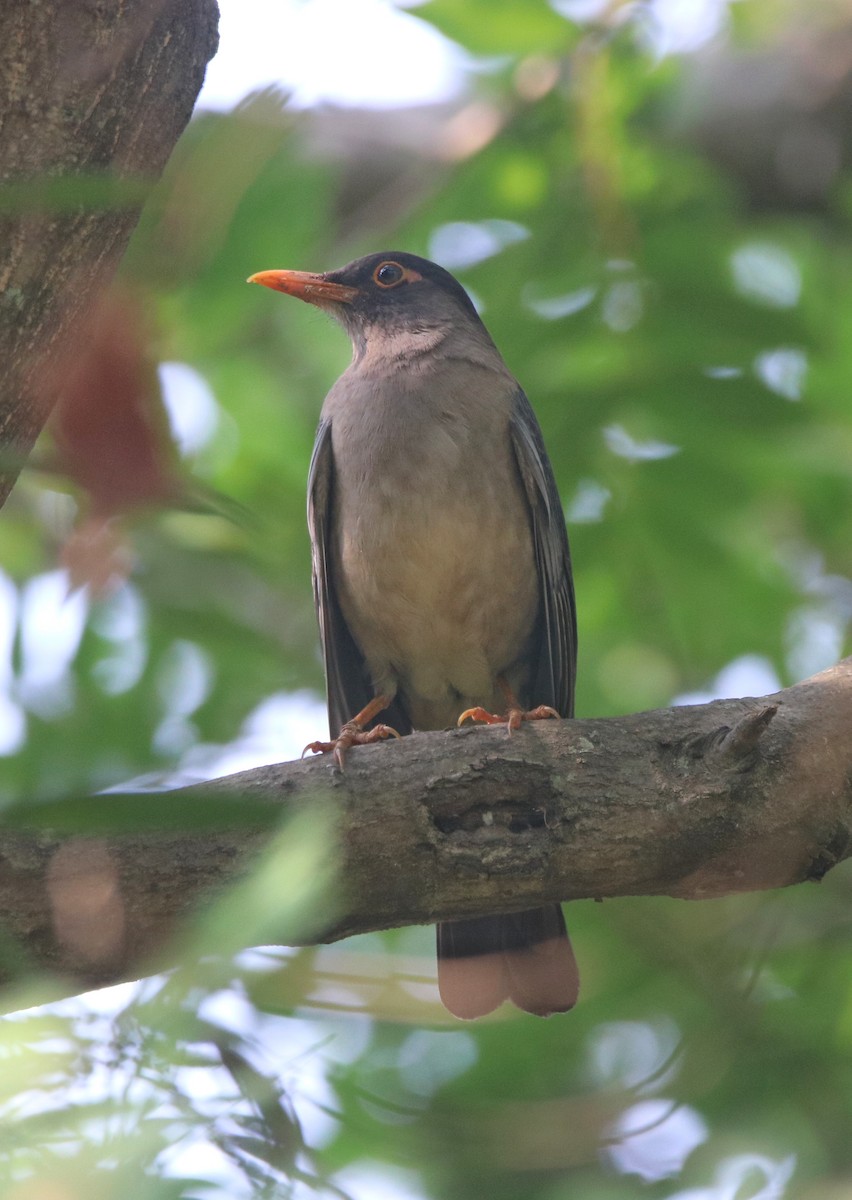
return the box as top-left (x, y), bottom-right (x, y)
top-left (508, 390), bottom-right (577, 718)
top-left (307, 418), bottom-right (412, 736)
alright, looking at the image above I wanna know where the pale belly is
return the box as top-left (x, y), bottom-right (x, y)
top-left (333, 475), bottom-right (539, 730)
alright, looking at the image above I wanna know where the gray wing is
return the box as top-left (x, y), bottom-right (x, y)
top-left (307, 418), bottom-right (413, 737)
top-left (508, 390), bottom-right (577, 718)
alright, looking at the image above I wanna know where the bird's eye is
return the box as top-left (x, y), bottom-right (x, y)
top-left (373, 261), bottom-right (404, 288)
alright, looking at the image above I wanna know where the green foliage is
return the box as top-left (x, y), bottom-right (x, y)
top-left (2, 1), bottom-right (852, 1197)
top-left (417, 0), bottom-right (576, 55)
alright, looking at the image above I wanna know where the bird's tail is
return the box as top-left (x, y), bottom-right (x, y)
top-left (437, 905), bottom-right (579, 1019)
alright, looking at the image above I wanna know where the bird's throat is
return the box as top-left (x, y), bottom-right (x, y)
top-left (351, 323), bottom-right (450, 371)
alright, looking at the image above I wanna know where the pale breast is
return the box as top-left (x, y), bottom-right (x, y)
top-left (325, 359), bottom-right (539, 728)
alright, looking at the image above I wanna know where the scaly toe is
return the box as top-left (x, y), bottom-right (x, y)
top-left (523, 705), bottom-right (561, 722)
top-left (457, 706), bottom-right (503, 727)
top-left (303, 722), bottom-right (401, 770)
top-left (302, 739), bottom-right (335, 758)
top-left (458, 704), bottom-right (562, 733)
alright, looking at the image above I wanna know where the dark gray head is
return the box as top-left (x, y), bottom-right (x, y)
top-left (248, 251), bottom-right (491, 349)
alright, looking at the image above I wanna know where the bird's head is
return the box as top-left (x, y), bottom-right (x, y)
top-left (248, 251), bottom-right (490, 354)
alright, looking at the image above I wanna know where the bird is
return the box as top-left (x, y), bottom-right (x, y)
top-left (248, 251), bottom-right (579, 1019)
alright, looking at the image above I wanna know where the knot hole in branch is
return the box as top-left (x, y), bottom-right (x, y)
top-left (431, 803), bottom-right (552, 836)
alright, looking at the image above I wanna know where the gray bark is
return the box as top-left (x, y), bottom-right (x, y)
top-left (0, 658), bottom-right (849, 993)
top-left (0, 0), bottom-right (219, 505)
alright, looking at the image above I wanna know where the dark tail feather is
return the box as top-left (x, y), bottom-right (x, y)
top-left (437, 905), bottom-right (579, 1020)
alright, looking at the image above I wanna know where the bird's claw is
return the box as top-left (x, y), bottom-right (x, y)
top-left (457, 704), bottom-right (560, 734)
top-left (457, 706), bottom-right (501, 727)
top-left (302, 720), bottom-right (401, 769)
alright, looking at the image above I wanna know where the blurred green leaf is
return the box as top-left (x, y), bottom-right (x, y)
top-left (0, 788), bottom-right (282, 833)
top-left (416, 0), bottom-right (576, 55)
top-left (0, 172), bottom-right (152, 214)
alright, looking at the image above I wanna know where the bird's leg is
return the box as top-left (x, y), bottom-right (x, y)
top-left (303, 693), bottom-right (401, 769)
top-left (457, 676), bottom-right (560, 733)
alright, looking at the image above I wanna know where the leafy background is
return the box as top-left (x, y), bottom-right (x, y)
top-left (1, 0), bottom-right (852, 1196)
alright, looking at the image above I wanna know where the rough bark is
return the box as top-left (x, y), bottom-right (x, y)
top-left (0, 0), bottom-right (219, 506)
top-left (0, 658), bottom-right (850, 993)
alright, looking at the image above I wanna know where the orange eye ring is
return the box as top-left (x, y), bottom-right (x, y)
top-left (373, 261), bottom-right (405, 288)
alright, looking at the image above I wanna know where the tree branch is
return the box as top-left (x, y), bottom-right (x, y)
top-left (1, 659), bottom-right (850, 992)
top-left (0, 0), bottom-right (219, 505)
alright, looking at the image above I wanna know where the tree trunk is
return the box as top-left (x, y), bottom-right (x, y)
top-left (0, 0), bottom-right (219, 505)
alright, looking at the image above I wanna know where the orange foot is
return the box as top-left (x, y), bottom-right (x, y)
top-left (303, 721), bottom-right (400, 770)
top-left (303, 694), bottom-right (401, 769)
top-left (457, 703), bottom-right (559, 733)
top-left (457, 678), bottom-right (560, 734)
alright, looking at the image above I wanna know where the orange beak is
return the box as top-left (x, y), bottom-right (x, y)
top-left (247, 269), bottom-right (358, 305)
